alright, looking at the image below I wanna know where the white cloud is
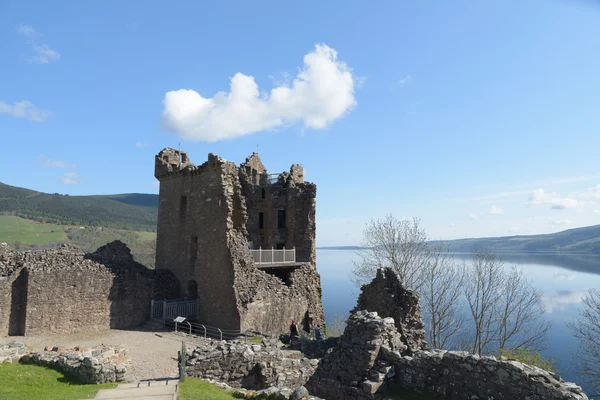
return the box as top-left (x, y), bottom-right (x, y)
top-left (16, 24), bottom-right (60, 64)
top-left (0, 100), bottom-right (52, 122)
top-left (391, 75), bottom-right (412, 90)
top-left (528, 188), bottom-right (582, 210)
top-left (40, 155), bottom-right (75, 168)
top-left (550, 219), bottom-right (571, 226)
top-left (594, 209), bottom-right (600, 214)
top-left (135, 142), bottom-right (147, 147)
top-left (508, 227), bottom-right (519, 233)
top-left (29, 44), bottom-right (60, 64)
top-left (489, 205), bottom-right (504, 215)
top-left (17, 24), bottom-right (37, 38)
top-left (161, 43), bottom-right (356, 142)
top-left (469, 213), bottom-right (479, 220)
top-left (60, 172), bottom-right (82, 185)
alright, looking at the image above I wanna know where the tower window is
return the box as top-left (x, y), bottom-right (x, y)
top-left (190, 235), bottom-right (198, 268)
top-left (259, 212), bottom-right (264, 229)
top-left (277, 209), bottom-right (286, 229)
top-left (261, 188), bottom-right (266, 199)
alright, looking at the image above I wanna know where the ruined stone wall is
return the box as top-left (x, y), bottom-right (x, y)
top-left (352, 268), bottom-right (426, 353)
top-left (155, 153), bottom-right (241, 330)
top-left (185, 337), bottom-right (317, 390)
top-left (0, 243), bottom-right (18, 336)
top-left (305, 311), bottom-right (404, 400)
top-left (0, 242), bottom-right (154, 336)
top-left (19, 344), bottom-right (130, 383)
top-left (305, 310), bottom-right (589, 400)
top-left (229, 219), bottom-right (320, 333)
top-left (384, 349), bottom-right (588, 400)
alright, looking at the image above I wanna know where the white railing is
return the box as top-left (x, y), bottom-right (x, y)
top-left (151, 299), bottom-right (200, 320)
top-left (251, 247), bottom-right (296, 264)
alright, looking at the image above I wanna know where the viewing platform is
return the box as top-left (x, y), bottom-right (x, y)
top-left (250, 248), bottom-right (303, 269)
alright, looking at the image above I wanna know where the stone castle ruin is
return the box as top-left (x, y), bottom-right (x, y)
top-left (0, 148), bottom-right (323, 338)
top-left (154, 148), bottom-right (324, 333)
top-left (0, 241), bottom-right (155, 336)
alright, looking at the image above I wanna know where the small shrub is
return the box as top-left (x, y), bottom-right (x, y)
top-left (498, 348), bottom-right (557, 372)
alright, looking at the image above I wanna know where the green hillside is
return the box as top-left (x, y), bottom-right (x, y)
top-left (434, 224), bottom-right (600, 254)
top-left (0, 182), bottom-right (158, 231)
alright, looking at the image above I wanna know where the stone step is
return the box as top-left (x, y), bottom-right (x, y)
top-left (92, 385), bottom-right (177, 399)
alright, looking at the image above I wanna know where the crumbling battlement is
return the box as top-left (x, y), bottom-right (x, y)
top-left (352, 268), bottom-right (426, 354)
top-left (154, 148), bottom-right (324, 333)
top-left (0, 241), bottom-right (154, 337)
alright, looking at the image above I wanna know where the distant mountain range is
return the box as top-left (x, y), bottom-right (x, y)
top-left (432, 225), bottom-right (600, 254)
top-left (0, 182), bottom-right (158, 231)
top-left (2, 182), bottom-right (600, 253)
top-left (319, 226), bottom-right (600, 255)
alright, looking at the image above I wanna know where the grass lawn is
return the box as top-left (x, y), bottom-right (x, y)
top-left (0, 363), bottom-right (117, 400)
top-left (179, 378), bottom-right (237, 400)
top-left (0, 215), bottom-right (67, 245)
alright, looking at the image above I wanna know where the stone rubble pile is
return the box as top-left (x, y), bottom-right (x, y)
top-left (305, 310), bottom-right (404, 400)
top-left (351, 267), bottom-right (427, 354)
top-left (0, 340), bottom-right (29, 363)
top-left (19, 344), bottom-right (131, 384)
top-left (203, 378), bottom-right (323, 399)
top-left (185, 337), bottom-right (318, 396)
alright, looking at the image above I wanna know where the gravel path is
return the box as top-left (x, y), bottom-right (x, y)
top-left (5, 328), bottom-right (185, 382)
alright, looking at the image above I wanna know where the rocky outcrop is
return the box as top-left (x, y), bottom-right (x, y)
top-left (17, 344), bottom-right (130, 384)
top-left (351, 268), bottom-right (426, 354)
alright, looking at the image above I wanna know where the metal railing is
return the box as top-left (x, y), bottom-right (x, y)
top-left (170, 319), bottom-right (248, 341)
top-left (250, 247), bottom-right (296, 264)
top-left (151, 299), bottom-right (200, 320)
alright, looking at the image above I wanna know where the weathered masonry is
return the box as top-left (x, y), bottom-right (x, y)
top-left (154, 148), bottom-right (324, 333)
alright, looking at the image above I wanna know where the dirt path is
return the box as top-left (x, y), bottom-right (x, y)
top-left (4, 328), bottom-right (184, 381)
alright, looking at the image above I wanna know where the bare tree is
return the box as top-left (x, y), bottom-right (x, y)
top-left (463, 251), bottom-right (550, 355)
top-left (351, 216), bottom-right (464, 350)
top-left (568, 288), bottom-right (600, 398)
top-left (420, 246), bottom-right (465, 349)
top-left (463, 251), bottom-right (505, 355)
top-left (350, 215), bottom-right (429, 290)
top-left (497, 267), bottom-right (549, 351)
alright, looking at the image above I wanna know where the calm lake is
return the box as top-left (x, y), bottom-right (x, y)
top-left (317, 249), bottom-right (600, 392)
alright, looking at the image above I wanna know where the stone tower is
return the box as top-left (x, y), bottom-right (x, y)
top-left (154, 148), bottom-right (324, 333)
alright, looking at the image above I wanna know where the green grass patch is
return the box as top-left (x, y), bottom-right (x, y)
top-left (0, 363), bottom-right (117, 400)
top-left (498, 348), bottom-right (557, 372)
top-left (248, 337), bottom-right (263, 344)
top-left (179, 378), bottom-right (237, 400)
top-left (0, 215), bottom-right (67, 245)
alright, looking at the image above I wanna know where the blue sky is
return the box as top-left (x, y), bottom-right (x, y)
top-left (1, 0), bottom-right (600, 245)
